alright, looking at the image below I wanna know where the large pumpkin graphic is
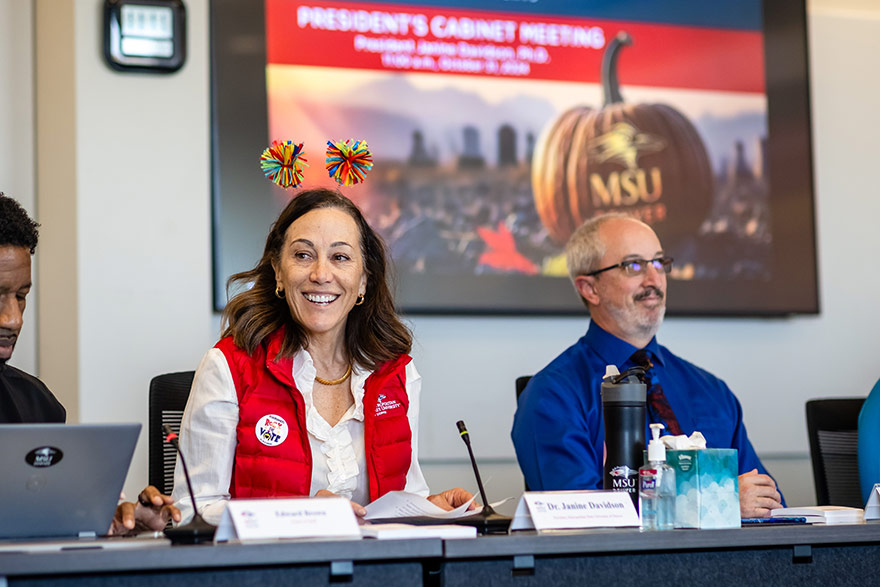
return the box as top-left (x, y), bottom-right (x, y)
top-left (531, 32), bottom-right (714, 247)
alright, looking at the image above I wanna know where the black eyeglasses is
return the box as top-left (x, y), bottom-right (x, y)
top-left (585, 256), bottom-right (673, 277)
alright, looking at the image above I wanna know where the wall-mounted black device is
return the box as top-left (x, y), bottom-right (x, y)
top-left (103, 0), bottom-right (186, 73)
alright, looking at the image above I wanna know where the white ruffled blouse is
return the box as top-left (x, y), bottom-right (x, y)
top-left (171, 347), bottom-right (429, 524)
top-left (297, 350), bottom-right (368, 504)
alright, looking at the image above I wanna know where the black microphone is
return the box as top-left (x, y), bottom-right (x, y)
top-left (455, 420), bottom-right (511, 534)
top-left (162, 424), bottom-right (217, 545)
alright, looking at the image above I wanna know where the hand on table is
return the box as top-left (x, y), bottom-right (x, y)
top-left (315, 489), bottom-right (367, 518)
top-left (427, 488), bottom-right (478, 511)
top-left (738, 469), bottom-right (783, 518)
top-left (109, 485), bottom-right (181, 536)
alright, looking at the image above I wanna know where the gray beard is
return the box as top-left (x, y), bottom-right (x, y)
top-left (607, 302), bottom-right (665, 342)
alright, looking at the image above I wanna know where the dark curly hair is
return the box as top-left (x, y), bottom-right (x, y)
top-left (221, 188), bottom-right (412, 369)
top-left (0, 193), bottom-right (40, 254)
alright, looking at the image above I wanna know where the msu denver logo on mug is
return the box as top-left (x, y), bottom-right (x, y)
top-left (609, 465), bottom-right (639, 490)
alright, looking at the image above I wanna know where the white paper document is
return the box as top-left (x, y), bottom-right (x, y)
top-left (360, 523), bottom-right (476, 539)
top-left (769, 505), bottom-right (864, 524)
top-left (363, 491), bottom-right (477, 520)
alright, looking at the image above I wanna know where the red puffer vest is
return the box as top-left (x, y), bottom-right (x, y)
top-left (216, 328), bottom-right (413, 502)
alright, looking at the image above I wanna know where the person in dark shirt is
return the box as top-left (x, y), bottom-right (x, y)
top-left (0, 193), bottom-right (179, 534)
top-left (0, 194), bottom-right (64, 423)
top-left (0, 361), bottom-right (66, 424)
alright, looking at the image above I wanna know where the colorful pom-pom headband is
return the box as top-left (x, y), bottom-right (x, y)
top-left (260, 139), bottom-right (373, 189)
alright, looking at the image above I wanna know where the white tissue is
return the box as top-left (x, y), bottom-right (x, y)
top-left (660, 431), bottom-right (707, 450)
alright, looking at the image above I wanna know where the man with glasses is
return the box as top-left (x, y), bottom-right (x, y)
top-left (511, 213), bottom-right (783, 518)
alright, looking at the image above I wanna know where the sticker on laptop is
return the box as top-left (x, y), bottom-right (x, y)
top-left (26, 446), bottom-right (63, 467)
top-left (256, 414), bottom-right (288, 447)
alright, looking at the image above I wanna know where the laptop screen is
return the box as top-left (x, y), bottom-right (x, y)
top-left (0, 423), bottom-right (140, 539)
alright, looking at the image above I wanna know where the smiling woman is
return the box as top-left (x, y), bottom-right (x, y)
top-left (274, 207), bottom-right (367, 350)
top-left (172, 188), bottom-right (474, 523)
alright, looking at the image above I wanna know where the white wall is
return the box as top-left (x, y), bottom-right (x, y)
top-left (71, 0), bottom-right (217, 499)
top-left (0, 0), bottom-right (36, 375)
top-left (2, 0), bottom-right (876, 507)
top-left (29, 0), bottom-right (217, 499)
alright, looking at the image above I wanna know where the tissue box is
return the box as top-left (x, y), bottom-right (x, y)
top-left (666, 449), bottom-right (739, 529)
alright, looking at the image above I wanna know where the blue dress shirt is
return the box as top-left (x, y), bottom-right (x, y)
top-left (858, 378), bottom-right (880, 503)
top-left (511, 321), bottom-right (782, 502)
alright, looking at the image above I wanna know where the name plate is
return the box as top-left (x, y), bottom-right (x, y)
top-left (215, 497), bottom-right (360, 542)
top-left (866, 483), bottom-right (880, 521)
top-left (510, 491), bottom-right (640, 531)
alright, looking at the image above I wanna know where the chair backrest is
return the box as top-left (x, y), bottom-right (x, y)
top-left (515, 375), bottom-right (533, 491)
top-left (148, 371), bottom-right (195, 496)
top-left (515, 376), bottom-right (532, 401)
top-left (806, 397), bottom-right (866, 508)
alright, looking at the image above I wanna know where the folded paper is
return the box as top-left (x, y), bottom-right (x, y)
top-left (510, 491), bottom-right (639, 531)
top-left (866, 483), bottom-right (880, 521)
top-left (214, 497), bottom-right (360, 542)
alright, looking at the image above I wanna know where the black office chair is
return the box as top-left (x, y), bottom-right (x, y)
top-left (515, 376), bottom-right (533, 490)
top-left (148, 371), bottom-right (195, 496)
top-left (515, 376), bottom-right (532, 401)
top-left (806, 397), bottom-right (866, 508)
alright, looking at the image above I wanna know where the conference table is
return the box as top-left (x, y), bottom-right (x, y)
top-left (1, 523), bottom-right (878, 586)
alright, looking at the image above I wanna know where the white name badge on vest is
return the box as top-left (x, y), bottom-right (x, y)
top-left (510, 491), bottom-right (640, 531)
top-left (215, 497), bottom-right (360, 542)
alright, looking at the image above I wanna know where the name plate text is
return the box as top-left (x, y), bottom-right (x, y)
top-left (511, 491), bottom-right (639, 531)
top-left (215, 497), bottom-right (360, 542)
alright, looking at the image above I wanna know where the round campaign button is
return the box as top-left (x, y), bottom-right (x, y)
top-left (255, 414), bottom-right (288, 447)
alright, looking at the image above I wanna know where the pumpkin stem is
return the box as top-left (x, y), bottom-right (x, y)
top-left (602, 31), bottom-right (632, 106)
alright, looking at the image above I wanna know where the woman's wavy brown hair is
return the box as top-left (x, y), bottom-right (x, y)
top-left (221, 188), bottom-right (412, 369)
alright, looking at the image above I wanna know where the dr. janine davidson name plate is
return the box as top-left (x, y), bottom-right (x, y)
top-left (215, 497), bottom-right (360, 542)
top-left (510, 491), bottom-right (640, 531)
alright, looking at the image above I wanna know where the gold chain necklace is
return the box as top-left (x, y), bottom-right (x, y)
top-left (314, 363), bottom-right (352, 386)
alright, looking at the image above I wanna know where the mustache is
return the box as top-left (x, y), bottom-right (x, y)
top-left (633, 286), bottom-right (664, 302)
top-left (0, 329), bottom-right (16, 337)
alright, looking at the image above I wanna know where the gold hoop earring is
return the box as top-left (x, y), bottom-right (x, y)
top-left (275, 286), bottom-right (285, 299)
top-left (355, 293), bottom-right (365, 306)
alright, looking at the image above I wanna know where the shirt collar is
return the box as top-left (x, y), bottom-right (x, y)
top-left (584, 320), bottom-right (664, 370)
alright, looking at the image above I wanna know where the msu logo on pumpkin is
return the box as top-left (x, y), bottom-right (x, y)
top-left (531, 31), bottom-right (713, 249)
top-left (588, 121), bottom-right (666, 207)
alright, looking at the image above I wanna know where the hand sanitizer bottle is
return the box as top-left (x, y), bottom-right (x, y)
top-left (639, 423), bottom-right (676, 530)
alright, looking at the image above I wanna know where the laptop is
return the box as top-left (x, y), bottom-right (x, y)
top-left (0, 423), bottom-right (141, 540)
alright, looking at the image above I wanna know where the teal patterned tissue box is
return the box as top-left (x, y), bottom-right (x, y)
top-left (666, 449), bottom-right (739, 529)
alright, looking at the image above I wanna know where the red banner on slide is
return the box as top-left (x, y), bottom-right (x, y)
top-left (265, 0), bottom-right (765, 93)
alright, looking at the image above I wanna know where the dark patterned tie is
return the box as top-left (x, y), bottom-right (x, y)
top-left (629, 349), bottom-right (683, 436)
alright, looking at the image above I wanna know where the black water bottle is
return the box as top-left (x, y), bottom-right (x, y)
top-left (601, 368), bottom-right (646, 510)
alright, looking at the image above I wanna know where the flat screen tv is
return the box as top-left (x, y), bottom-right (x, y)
top-left (210, 0), bottom-right (817, 316)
